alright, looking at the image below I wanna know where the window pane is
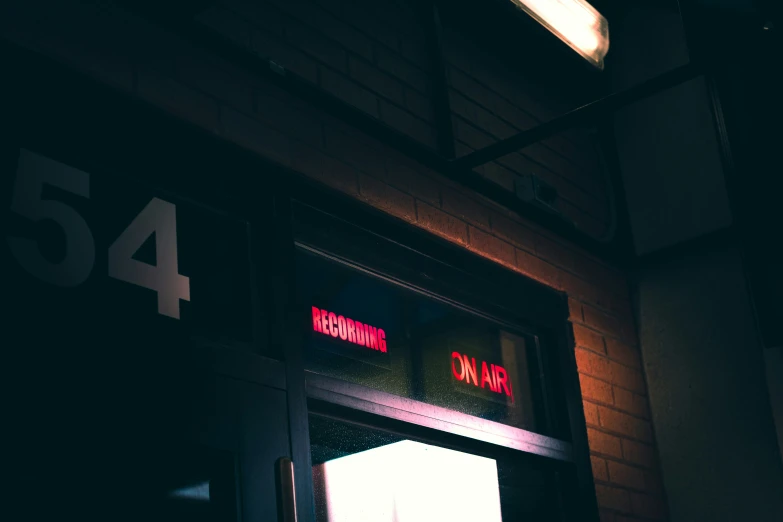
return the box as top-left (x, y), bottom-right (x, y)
top-left (297, 249), bottom-right (545, 432)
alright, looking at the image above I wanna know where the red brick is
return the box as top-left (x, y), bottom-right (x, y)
top-left (220, 107), bottom-right (291, 166)
top-left (323, 126), bottom-right (385, 177)
top-left (404, 87), bottom-right (434, 123)
top-left (197, 6), bottom-right (252, 48)
top-left (493, 94), bottom-right (538, 131)
top-left (455, 141), bottom-right (474, 157)
top-left (611, 362), bottom-right (646, 394)
top-left (530, 143), bottom-right (604, 199)
top-left (496, 150), bottom-right (542, 178)
top-left (379, 100), bottom-right (435, 147)
top-left (576, 349), bottom-right (612, 382)
top-left (631, 492), bottom-right (666, 520)
top-left (251, 28), bottom-right (319, 83)
top-left (290, 139), bottom-right (323, 178)
top-left (450, 90), bottom-right (478, 121)
top-left (416, 202), bottom-right (468, 246)
top-left (483, 163), bottom-right (517, 192)
top-left (398, 31), bottom-right (429, 70)
top-left (274, 0), bottom-right (374, 61)
top-left (606, 338), bottom-right (642, 370)
top-left (176, 55), bottom-right (254, 115)
top-left (475, 104), bottom-right (516, 139)
top-left (591, 456), bottom-right (609, 482)
top-left (556, 180), bottom-right (610, 223)
top-left (37, 26), bottom-right (133, 93)
top-left (515, 249), bottom-right (562, 289)
top-left (453, 117), bottom-right (494, 149)
top-left (598, 406), bottom-right (653, 443)
top-left (222, 0), bottom-right (284, 37)
top-left (573, 254), bottom-right (627, 297)
top-left (595, 484), bottom-right (632, 513)
top-left (587, 428), bottom-right (622, 458)
top-left (583, 305), bottom-right (623, 339)
top-left (137, 67), bottom-right (220, 133)
top-left (320, 67), bottom-right (379, 116)
top-left (375, 46), bottom-right (429, 93)
top-left (599, 509), bottom-right (616, 522)
top-left (608, 461), bottom-right (646, 491)
top-left (535, 236), bottom-right (575, 271)
top-left (491, 213), bottom-right (537, 252)
top-left (442, 189), bottom-right (491, 229)
top-left (613, 387), bottom-right (650, 419)
top-left (580, 374), bottom-right (613, 404)
top-left (255, 90), bottom-right (324, 147)
top-left (292, 143), bottom-right (358, 196)
top-left (561, 201), bottom-right (609, 239)
top-left (382, 160), bottom-right (440, 206)
top-left (622, 440), bottom-right (657, 469)
top-left (348, 56), bottom-right (405, 105)
top-left (561, 271), bottom-right (614, 310)
top-left (359, 174), bottom-right (416, 222)
top-left (286, 20), bottom-right (347, 72)
top-left (468, 227), bottom-right (515, 268)
top-left (583, 401), bottom-right (599, 425)
top-left (568, 298), bottom-right (583, 322)
top-left (573, 324), bottom-right (605, 354)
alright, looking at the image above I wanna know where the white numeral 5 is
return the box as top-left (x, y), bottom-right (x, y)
top-left (7, 149), bottom-right (95, 287)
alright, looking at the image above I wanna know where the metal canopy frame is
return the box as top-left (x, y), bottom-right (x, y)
top-left (453, 63), bottom-right (702, 169)
top-left (124, 1), bottom-right (706, 265)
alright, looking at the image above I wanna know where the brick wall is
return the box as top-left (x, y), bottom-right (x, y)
top-left (441, 24), bottom-right (611, 239)
top-left (197, 0), bottom-right (437, 147)
top-left (0, 1), bottom-right (667, 520)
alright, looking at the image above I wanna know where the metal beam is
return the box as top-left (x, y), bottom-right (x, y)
top-left (425, 3), bottom-right (457, 159)
top-left (452, 63), bottom-right (702, 169)
top-left (125, 6), bottom-right (658, 264)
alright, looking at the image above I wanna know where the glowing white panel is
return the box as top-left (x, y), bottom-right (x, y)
top-left (314, 440), bottom-right (503, 522)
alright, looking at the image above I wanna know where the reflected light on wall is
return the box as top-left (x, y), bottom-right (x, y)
top-left (313, 440), bottom-right (503, 522)
top-left (168, 481), bottom-right (210, 502)
top-left (509, 0), bottom-right (610, 69)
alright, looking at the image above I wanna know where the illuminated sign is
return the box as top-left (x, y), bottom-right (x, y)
top-left (451, 351), bottom-right (514, 402)
top-left (312, 306), bottom-right (387, 353)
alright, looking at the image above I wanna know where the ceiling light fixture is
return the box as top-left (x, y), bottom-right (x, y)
top-left (509, 0), bottom-right (610, 69)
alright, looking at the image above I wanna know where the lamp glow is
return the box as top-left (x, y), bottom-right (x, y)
top-left (510, 0), bottom-right (609, 69)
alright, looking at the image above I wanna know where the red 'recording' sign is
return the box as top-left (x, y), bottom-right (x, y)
top-left (451, 351), bottom-right (514, 403)
top-left (312, 306), bottom-right (387, 353)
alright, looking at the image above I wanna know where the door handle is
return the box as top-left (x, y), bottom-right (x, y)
top-left (277, 457), bottom-right (298, 522)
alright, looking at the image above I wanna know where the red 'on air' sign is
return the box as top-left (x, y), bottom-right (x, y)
top-left (451, 351), bottom-right (514, 403)
top-left (312, 306), bottom-right (387, 352)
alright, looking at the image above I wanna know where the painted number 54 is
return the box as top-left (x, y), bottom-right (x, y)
top-left (6, 149), bottom-right (190, 319)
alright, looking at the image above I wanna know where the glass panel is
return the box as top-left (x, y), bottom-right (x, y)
top-left (297, 248), bottom-right (545, 432)
top-left (309, 414), bottom-right (564, 522)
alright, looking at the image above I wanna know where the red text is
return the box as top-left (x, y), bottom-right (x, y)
top-left (312, 306), bottom-right (387, 353)
top-left (451, 351), bottom-right (513, 402)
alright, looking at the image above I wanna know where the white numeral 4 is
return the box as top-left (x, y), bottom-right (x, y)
top-left (108, 198), bottom-right (190, 319)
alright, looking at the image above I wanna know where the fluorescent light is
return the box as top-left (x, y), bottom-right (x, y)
top-left (510, 0), bottom-right (610, 69)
